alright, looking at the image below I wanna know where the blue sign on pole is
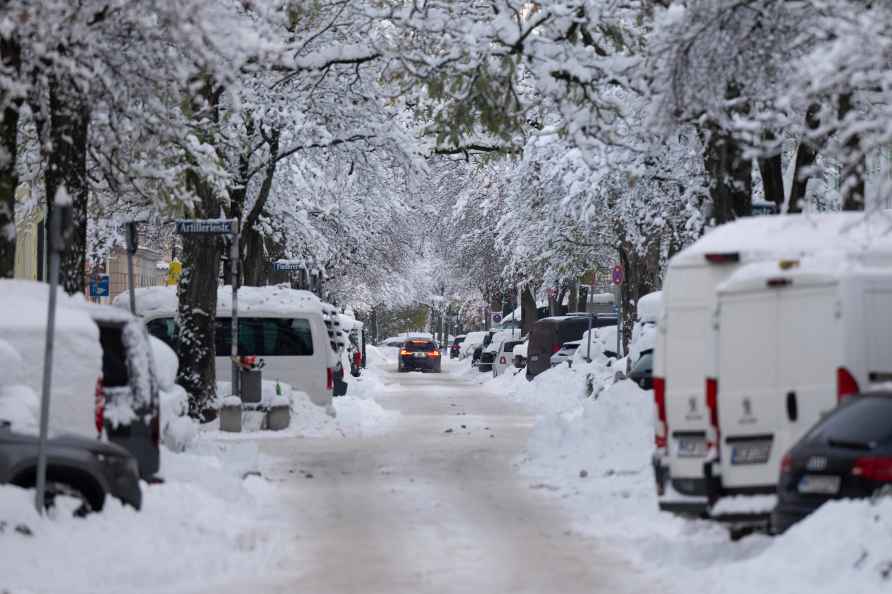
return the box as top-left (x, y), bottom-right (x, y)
top-left (89, 275), bottom-right (110, 298)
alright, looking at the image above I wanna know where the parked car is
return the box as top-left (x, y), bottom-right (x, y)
top-left (550, 340), bottom-right (581, 368)
top-left (0, 421), bottom-right (142, 514)
top-left (450, 335), bottom-right (466, 359)
top-left (773, 392), bottom-right (892, 533)
top-left (398, 338), bottom-right (442, 372)
top-left (628, 349), bottom-right (654, 390)
top-left (492, 337), bottom-right (525, 378)
top-left (512, 341), bottom-right (528, 369)
top-left (82, 303), bottom-right (161, 480)
top-left (121, 285), bottom-right (338, 408)
top-left (478, 331), bottom-right (516, 373)
top-left (704, 255), bottom-right (892, 522)
top-left (651, 211), bottom-right (892, 517)
top-left (460, 331), bottom-right (489, 361)
top-left (2, 281), bottom-right (160, 480)
top-left (526, 314), bottom-right (616, 380)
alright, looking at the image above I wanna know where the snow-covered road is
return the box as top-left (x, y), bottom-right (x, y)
top-left (210, 368), bottom-right (658, 594)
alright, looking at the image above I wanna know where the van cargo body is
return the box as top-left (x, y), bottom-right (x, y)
top-left (526, 315), bottom-right (616, 380)
top-left (651, 211), bottom-right (892, 516)
top-left (708, 257), bottom-right (892, 515)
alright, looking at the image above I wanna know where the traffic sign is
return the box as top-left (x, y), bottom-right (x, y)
top-left (491, 312), bottom-right (503, 324)
top-left (175, 219), bottom-right (236, 234)
top-left (89, 275), bottom-right (110, 297)
top-left (612, 264), bottom-right (624, 286)
top-left (273, 261), bottom-right (303, 272)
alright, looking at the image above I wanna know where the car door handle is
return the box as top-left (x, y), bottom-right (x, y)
top-left (786, 391), bottom-right (798, 422)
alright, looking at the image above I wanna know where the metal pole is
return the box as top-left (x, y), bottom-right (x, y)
top-left (586, 312), bottom-right (593, 362)
top-left (615, 284), bottom-right (622, 357)
top-left (35, 205), bottom-right (66, 514)
top-left (231, 225), bottom-right (239, 399)
top-left (125, 222), bottom-right (138, 315)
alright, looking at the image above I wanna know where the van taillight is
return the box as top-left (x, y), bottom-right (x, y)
top-left (852, 457), bottom-right (892, 482)
top-left (499, 356), bottom-right (507, 365)
top-left (705, 378), bottom-right (720, 447)
top-left (653, 376), bottom-right (667, 449)
top-left (326, 368), bottom-right (334, 391)
top-left (94, 377), bottom-right (105, 436)
top-left (836, 367), bottom-right (859, 401)
top-left (780, 452), bottom-right (793, 476)
top-left (551, 343), bottom-right (561, 354)
top-left (704, 252), bottom-right (740, 264)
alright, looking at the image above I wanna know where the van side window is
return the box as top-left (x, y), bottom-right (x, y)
top-left (215, 318), bottom-right (314, 357)
top-left (98, 324), bottom-right (130, 387)
top-left (146, 318), bottom-right (177, 349)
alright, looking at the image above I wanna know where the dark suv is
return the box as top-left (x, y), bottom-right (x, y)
top-left (398, 339), bottom-right (442, 373)
top-left (526, 314), bottom-right (617, 380)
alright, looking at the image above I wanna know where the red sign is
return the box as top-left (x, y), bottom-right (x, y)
top-left (611, 264), bottom-right (624, 286)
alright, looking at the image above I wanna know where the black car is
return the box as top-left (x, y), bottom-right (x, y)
top-left (773, 392), bottom-right (892, 533)
top-left (472, 331), bottom-right (497, 367)
top-left (478, 349), bottom-right (496, 373)
top-left (526, 314), bottom-right (617, 380)
top-left (628, 350), bottom-right (654, 390)
top-left (398, 339), bottom-right (442, 372)
top-left (0, 422), bottom-right (142, 515)
top-left (449, 335), bottom-right (466, 359)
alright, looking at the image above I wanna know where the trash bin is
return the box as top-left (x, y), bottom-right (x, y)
top-left (240, 368), bottom-right (262, 403)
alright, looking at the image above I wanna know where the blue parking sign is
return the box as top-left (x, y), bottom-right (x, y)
top-left (89, 275), bottom-right (110, 297)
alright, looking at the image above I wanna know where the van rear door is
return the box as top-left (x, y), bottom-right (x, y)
top-left (718, 290), bottom-right (780, 489)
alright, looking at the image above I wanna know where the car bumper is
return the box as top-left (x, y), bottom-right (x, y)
top-left (653, 454), bottom-right (709, 516)
top-left (399, 357), bottom-right (441, 371)
top-left (104, 467), bottom-right (143, 510)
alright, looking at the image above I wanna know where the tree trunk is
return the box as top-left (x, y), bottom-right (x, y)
top-left (758, 154), bottom-right (783, 209)
top-left (789, 103), bottom-right (821, 214)
top-left (521, 286), bottom-right (537, 336)
top-left (619, 241), bottom-right (661, 355)
top-left (567, 281), bottom-right (579, 313)
top-left (176, 170), bottom-right (221, 420)
top-left (44, 72), bottom-right (90, 294)
top-left (175, 76), bottom-right (223, 419)
top-left (0, 37), bottom-right (20, 279)
top-left (837, 93), bottom-right (865, 211)
top-left (702, 121), bottom-right (753, 224)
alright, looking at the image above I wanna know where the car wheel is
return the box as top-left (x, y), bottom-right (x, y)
top-left (44, 480), bottom-right (103, 517)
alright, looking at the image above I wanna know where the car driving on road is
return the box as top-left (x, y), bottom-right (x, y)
top-left (398, 339), bottom-right (442, 373)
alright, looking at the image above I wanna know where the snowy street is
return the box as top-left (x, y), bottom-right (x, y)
top-left (211, 367), bottom-right (654, 594)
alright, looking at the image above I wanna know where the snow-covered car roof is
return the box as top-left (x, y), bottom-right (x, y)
top-left (636, 291), bottom-right (662, 323)
top-left (0, 280), bottom-right (100, 336)
top-left (114, 284), bottom-right (323, 318)
top-left (670, 210), bottom-right (892, 269)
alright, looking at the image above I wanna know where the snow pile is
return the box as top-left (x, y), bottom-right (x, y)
top-left (508, 349), bottom-right (892, 594)
top-left (0, 280), bottom-right (102, 437)
top-left (0, 444), bottom-right (293, 594)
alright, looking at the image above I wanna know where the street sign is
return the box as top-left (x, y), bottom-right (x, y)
top-left (89, 275), bottom-right (110, 297)
top-left (612, 264), bottom-right (624, 286)
top-left (273, 261), bottom-right (303, 272)
top-left (175, 219), bottom-right (236, 235)
top-left (491, 312), bottom-right (503, 324)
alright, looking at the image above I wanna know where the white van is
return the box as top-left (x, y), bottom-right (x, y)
top-left (652, 211), bottom-right (892, 515)
top-left (706, 255), bottom-right (892, 517)
top-left (116, 285), bottom-right (336, 408)
top-left (489, 333), bottom-right (525, 377)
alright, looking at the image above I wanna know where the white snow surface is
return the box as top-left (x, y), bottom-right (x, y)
top-left (114, 284), bottom-right (323, 317)
top-left (483, 342), bottom-right (892, 594)
top-left (0, 443), bottom-right (292, 594)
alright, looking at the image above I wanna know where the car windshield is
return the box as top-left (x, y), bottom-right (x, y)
top-left (632, 351), bottom-right (653, 374)
top-left (404, 340), bottom-right (436, 352)
top-left (807, 396), bottom-right (892, 447)
top-left (454, 337), bottom-right (465, 345)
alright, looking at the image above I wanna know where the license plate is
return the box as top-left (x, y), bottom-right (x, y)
top-left (731, 441), bottom-right (772, 465)
top-left (413, 352), bottom-right (427, 358)
top-left (798, 474), bottom-right (841, 495)
top-left (676, 437), bottom-right (707, 458)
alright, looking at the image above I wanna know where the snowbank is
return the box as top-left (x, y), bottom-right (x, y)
top-left (0, 444), bottom-right (292, 594)
top-left (503, 351), bottom-right (892, 594)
